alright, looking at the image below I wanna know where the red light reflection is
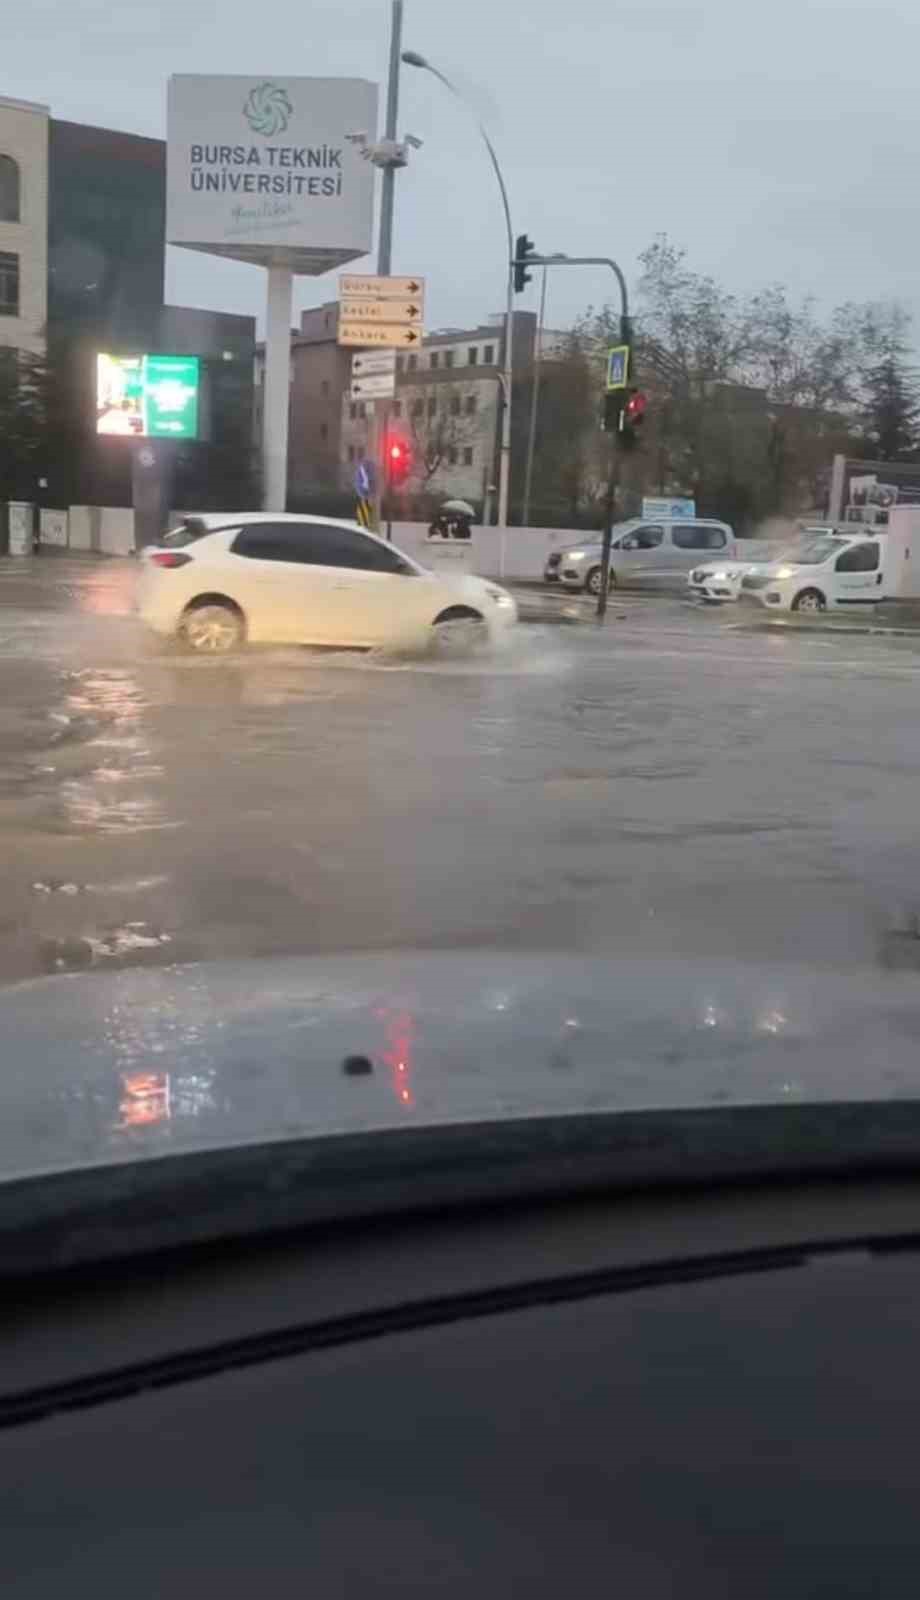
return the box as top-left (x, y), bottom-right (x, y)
top-left (379, 1007), bottom-right (415, 1111)
top-left (117, 1071), bottom-right (171, 1130)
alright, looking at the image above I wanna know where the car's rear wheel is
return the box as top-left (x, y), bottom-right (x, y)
top-left (585, 565), bottom-right (616, 596)
top-left (180, 601), bottom-right (245, 653)
top-left (791, 588), bottom-right (825, 614)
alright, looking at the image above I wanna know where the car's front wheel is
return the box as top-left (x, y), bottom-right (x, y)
top-left (180, 601), bottom-right (245, 653)
top-left (791, 588), bottom-right (826, 614)
top-left (431, 605), bottom-right (487, 655)
top-left (585, 565), bottom-right (616, 596)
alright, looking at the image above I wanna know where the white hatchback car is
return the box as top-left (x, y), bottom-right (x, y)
top-left (137, 514), bottom-right (517, 652)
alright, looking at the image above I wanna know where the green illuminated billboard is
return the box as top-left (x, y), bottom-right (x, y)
top-left (96, 353), bottom-right (200, 439)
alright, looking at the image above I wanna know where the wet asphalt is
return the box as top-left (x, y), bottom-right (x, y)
top-left (2, 553), bottom-right (920, 989)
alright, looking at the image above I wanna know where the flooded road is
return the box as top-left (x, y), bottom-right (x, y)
top-left (2, 554), bottom-right (920, 987)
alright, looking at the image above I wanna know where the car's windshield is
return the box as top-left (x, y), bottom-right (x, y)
top-left (4, 0), bottom-right (920, 1233)
top-left (783, 537), bottom-right (847, 564)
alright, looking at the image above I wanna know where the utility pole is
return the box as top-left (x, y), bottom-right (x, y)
top-left (369, 0), bottom-right (404, 536)
top-left (378, 0), bottom-right (403, 278)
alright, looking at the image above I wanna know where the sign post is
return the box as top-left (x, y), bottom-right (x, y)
top-left (167, 74), bottom-right (378, 511)
top-left (339, 277), bottom-right (424, 538)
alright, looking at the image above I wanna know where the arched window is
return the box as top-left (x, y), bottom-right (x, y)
top-left (0, 156), bottom-right (20, 223)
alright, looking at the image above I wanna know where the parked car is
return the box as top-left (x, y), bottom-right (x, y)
top-left (740, 532), bottom-right (886, 613)
top-left (137, 514), bottom-right (517, 652)
top-left (544, 519), bottom-right (736, 594)
top-left (688, 526), bottom-right (868, 604)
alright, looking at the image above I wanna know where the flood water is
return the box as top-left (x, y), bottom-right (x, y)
top-left (3, 555), bottom-right (920, 987)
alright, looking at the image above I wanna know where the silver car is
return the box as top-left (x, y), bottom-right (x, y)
top-left (544, 519), bottom-right (737, 595)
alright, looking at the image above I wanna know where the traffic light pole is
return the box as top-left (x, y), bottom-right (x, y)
top-left (597, 433), bottom-right (621, 621)
top-left (513, 254), bottom-right (632, 620)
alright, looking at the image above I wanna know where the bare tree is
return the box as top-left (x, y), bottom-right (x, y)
top-left (406, 393), bottom-right (481, 488)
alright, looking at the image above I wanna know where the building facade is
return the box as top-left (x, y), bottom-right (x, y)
top-left (0, 92), bottom-right (256, 509)
top-left (0, 96), bottom-right (49, 356)
top-left (343, 320), bottom-right (511, 509)
top-left (271, 308), bottom-right (549, 513)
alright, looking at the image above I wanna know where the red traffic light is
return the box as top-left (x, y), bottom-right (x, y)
top-left (624, 390), bottom-right (647, 424)
top-left (386, 435), bottom-right (412, 486)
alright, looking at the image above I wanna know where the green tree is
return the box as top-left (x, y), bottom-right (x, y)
top-left (0, 345), bottom-right (49, 502)
top-left (856, 304), bottom-right (919, 460)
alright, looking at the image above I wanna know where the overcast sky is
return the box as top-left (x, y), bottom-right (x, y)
top-left (7, 0), bottom-right (919, 339)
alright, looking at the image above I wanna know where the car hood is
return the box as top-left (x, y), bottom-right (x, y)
top-left (4, 949), bottom-right (920, 1180)
top-left (748, 560), bottom-right (809, 578)
top-left (5, 950), bottom-right (920, 1273)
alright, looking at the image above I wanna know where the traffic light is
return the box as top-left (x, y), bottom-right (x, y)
top-left (514, 234), bottom-right (536, 294)
top-left (386, 435), bottom-right (412, 488)
top-left (618, 388), bottom-right (647, 450)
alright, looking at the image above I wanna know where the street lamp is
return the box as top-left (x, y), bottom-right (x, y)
top-left (401, 49), bottom-right (515, 563)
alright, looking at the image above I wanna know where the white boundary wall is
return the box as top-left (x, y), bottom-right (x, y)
top-left (31, 511), bottom-right (777, 580)
top-left (39, 509), bottom-right (68, 546)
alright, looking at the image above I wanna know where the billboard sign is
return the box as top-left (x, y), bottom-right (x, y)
top-left (166, 75), bottom-right (378, 272)
top-left (96, 354), bottom-right (200, 439)
top-left (641, 497), bottom-right (696, 521)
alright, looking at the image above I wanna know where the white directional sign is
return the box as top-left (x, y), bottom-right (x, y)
top-left (338, 272), bottom-right (426, 350)
top-left (351, 371), bottom-right (396, 401)
top-left (341, 274), bottom-right (425, 301)
top-left (352, 349), bottom-right (397, 378)
top-left (339, 321), bottom-right (422, 349)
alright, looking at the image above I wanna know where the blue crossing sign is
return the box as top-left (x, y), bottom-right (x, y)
top-left (606, 345), bottom-right (630, 392)
top-left (355, 460), bottom-right (375, 497)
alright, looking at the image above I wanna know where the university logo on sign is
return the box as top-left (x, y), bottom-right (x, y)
top-left (243, 82), bottom-right (293, 137)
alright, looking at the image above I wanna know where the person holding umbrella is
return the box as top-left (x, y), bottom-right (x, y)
top-left (428, 499), bottom-right (475, 541)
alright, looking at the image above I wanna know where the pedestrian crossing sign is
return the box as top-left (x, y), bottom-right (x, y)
top-left (606, 345), bottom-right (630, 391)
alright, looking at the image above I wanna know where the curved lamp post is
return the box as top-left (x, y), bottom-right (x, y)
top-left (402, 50), bottom-right (515, 563)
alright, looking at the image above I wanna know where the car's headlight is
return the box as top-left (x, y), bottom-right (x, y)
top-left (565, 550), bottom-right (587, 561)
top-left (708, 570), bottom-right (729, 582)
top-left (485, 586), bottom-right (514, 609)
top-left (774, 565), bottom-right (796, 579)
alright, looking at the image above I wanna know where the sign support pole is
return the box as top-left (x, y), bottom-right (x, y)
top-left (373, 0), bottom-right (403, 545)
top-left (263, 264), bottom-right (294, 512)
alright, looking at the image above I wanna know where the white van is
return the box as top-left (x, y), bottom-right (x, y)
top-left (740, 532), bottom-right (887, 613)
top-left (545, 518), bottom-right (736, 595)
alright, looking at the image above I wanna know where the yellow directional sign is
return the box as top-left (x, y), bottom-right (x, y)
top-left (338, 321), bottom-right (423, 350)
top-left (338, 272), bottom-right (426, 351)
top-left (340, 274), bottom-right (425, 302)
top-left (340, 298), bottom-right (423, 326)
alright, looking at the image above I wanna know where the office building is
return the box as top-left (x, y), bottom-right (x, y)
top-left (0, 93), bottom-right (256, 508)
